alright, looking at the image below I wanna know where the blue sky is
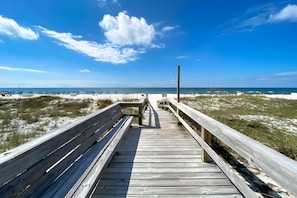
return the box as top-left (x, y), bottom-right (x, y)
top-left (0, 0), bottom-right (297, 88)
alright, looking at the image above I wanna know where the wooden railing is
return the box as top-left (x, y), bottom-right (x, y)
top-left (161, 98), bottom-right (297, 197)
top-left (0, 98), bottom-right (148, 198)
top-left (120, 97), bottom-right (149, 125)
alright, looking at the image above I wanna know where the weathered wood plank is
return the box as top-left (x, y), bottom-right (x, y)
top-left (0, 104), bottom-right (120, 178)
top-left (100, 172), bottom-right (229, 180)
top-left (113, 154), bottom-right (201, 159)
top-left (107, 162), bottom-right (207, 168)
top-left (93, 102), bottom-right (242, 197)
top-left (119, 140), bottom-right (198, 145)
top-left (38, 116), bottom-right (132, 197)
top-left (201, 126), bottom-right (212, 162)
top-left (0, 99), bottom-right (151, 198)
top-left (94, 195), bottom-right (242, 198)
top-left (0, 104), bottom-right (123, 197)
top-left (103, 167), bottom-right (222, 174)
top-left (169, 98), bottom-right (297, 197)
top-left (66, 116), bottom-right (134, 198)
top-left (167, 104), bottom-right (257, 197)
top-left (117, 148), bottom-right (200, 153)
top-left (115, 150), bottom-right (201, 155)
top-left (111, 158), bottom-right (203, 163)
top-left (98, 178), bottom-right (234, 187)
top-left (124, 135), bottom-right (194, 139)
top-left (93, 186), bottom-right (241, 196)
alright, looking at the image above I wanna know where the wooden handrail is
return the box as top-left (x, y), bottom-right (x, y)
top-left (119, 97), bottom-right (148, 125)
top-left (166, 98), bottom-right (297, 197)
top-left (0, 97), bottom-right (149, 197)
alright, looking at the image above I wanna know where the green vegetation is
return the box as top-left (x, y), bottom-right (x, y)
top-left (0, 96), bottom-right (117, 153)
top-left (181, 95), bottom-right (297, 160)
top-left (97, 99), bottom-right (113, 109)
top-left (120, 98), bottom-right (143, 124)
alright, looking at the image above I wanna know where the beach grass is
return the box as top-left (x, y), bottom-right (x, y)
top-left (181, 95), bottom-right (297, 160)
top-left (97, 99), bottom-right (113, 109)
top-left (2, 94), bottom-right (296, 160)
top-left (0, 96), bottom-right (121, 152)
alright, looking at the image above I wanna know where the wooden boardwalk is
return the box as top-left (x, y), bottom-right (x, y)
top-left (93, 101), bottom-right (243, 197)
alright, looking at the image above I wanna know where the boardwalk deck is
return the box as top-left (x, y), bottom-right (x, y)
top-left (92, 101), bottom-right (243, 197)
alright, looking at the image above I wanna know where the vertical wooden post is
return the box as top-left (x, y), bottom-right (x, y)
top-left (201, 127), bottom-right (212, 162)
top-left (177, 65), bottom-right (180, 103)
top-left (138, 106), bottom-right (142, 125)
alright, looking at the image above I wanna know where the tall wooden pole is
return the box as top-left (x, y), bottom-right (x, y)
top-left (177, 65), bottom-right (180, 103)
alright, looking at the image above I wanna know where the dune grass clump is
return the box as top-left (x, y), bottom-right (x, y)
top-left (0, 96), bottom-right (130, 152)
top-left (0, 96), bottom-right (96, 152)
top-left (97, 99), bottom-right (113, 109)
top-left (181, 95), bottom-right (297, 160)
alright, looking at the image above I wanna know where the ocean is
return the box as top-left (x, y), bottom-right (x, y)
top-left (1, 87), bottom-right (297, 95)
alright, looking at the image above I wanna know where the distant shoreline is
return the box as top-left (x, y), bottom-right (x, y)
top-left (2, 93), bottom-right (297, 101)
top-left (1, 87), bottom-right (297, 95)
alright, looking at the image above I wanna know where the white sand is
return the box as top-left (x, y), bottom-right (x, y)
top-left (2, 93), bottom-right (297, 136)
top-left (263, 93), bottom-right (297, 100)
top-left (1, 92), bottom-right (295, 196)
top-left (2, 92), bottom-right (297, 101)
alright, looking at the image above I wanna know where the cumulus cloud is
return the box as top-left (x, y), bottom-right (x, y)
top-left (269, 4), bottom-right (297, 22)
top-left (0, 15), bottom-right (39, 40)
top-left (79, 69), bottom-right (90, 73)
top-left (39, 26), bottom-right (138, 64)
top-left (38, 12), bottom-right (163, 64)
top-left (0, 65), bottom-right (46, 73)
top-left (99, 12), bottom-right (155, 46)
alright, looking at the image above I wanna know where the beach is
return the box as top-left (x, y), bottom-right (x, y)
top-left (3, 92), bottom-right (297, 101)
top-left (1, 92), bottom-right (297, 147)
top-left (1, 92), bottom-right (296, 197)
top-left (1, 92), bottom-right (296, 130)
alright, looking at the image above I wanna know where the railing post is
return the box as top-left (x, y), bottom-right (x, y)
top-left (177, 65), bottom-right (180, 103)
top-left (177, 65), bottom-right (181, 119)
top-left (201, 127), bottom-right (212, 162)
top-left (138, 105), bottom-right (142, 125)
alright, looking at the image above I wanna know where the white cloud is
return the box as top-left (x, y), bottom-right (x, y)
top-left (274, 71), bottom-right (297, 76)
top-left (150, 43), bottom-right (165, 49)
top-left (98, 0), bottom-right (119, 8)
top-left (269, 4), bottom-right (297, 22)
top-left (79, 69), bottom-right (90, 73)
top-left (99, 12), bottom-right (155, 46)
top-left (0, 65), bottom-right (46, 73)
top-left (0, 15), bottom-right (39, 40)
top-left (162, 26), bottom-right (178, 32)
top-left (38, 12), bottom-right (163, 64)
top-left (39, 26), bottom-right (139, 64)
top-left (176, 56), bottom-right (190, 59)
top-left (223, 4), bottom-right (297, 35)
top-left (249, 71), bottom-right (297, 81)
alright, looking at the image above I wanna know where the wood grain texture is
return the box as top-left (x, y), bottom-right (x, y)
top-left (93, 103), bottom-right (243, 197)
top-left (0, 104), bottom-right (121, 185)
top-left (0, 104), bottom-right (125, 197)
top-left (169, 98), bottom-right (297, 197)
top-left (66, 116), bottom-right (134, 198)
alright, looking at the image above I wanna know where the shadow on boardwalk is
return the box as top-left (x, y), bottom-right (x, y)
top-left (143, 102), bottom-right (161, 128)
top-left (93, 103), bottom-right (162, 197)
top-left (93, 102), bottom-right (242, 197)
